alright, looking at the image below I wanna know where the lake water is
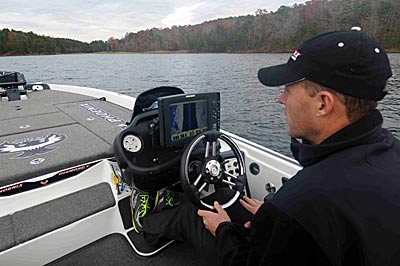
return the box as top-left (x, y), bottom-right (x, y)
top-left (2, 53), bottom-right (399, 157)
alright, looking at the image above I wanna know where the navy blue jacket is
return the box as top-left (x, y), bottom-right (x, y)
top-left (216, 110), bottom-right (400, 266)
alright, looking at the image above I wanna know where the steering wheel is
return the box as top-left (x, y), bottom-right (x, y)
top-left (180, 130), bottom-right (246, 210)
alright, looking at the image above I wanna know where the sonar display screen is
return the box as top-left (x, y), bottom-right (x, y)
top-left (169, 99), bottom-right (208, 142)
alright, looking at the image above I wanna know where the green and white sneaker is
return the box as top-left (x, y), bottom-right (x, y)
top-left (130, 189), bottom-right (159, 233)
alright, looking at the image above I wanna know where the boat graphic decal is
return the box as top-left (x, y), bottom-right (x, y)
top-left (80, 103), bottom-right (125, 124)
top-left (0, 133), bottom-right (67, 159)
top-left (0, 160), bottom-right (100, 197)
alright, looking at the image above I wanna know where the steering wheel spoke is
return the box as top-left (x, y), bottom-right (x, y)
top-left (193, 173), bottom-right (203, 186)
top-left (221, 178), bottom-right (236, 186)
top-left (204, 141), bottom-right (210, 158)
top-left (204, 140), bottom-right (219, 158)
top-left (221, 171), bottom-right (237, 190)
top-left (223, 170), bottom-right (238, 180)
top-left (198, 182), bottom-right (208, 193)
top-left (211, 140), bottom-right (218, 157)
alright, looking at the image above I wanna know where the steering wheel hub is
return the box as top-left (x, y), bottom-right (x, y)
top-left (205, 159), bottom-right (222, 180)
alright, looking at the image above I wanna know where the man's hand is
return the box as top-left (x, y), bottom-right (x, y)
top-left (240, 196), bottom-right (263, 215)
top-left (240, 196), bottom-right (263, 229)
top-left (198, 201), bottom-right (231, 237)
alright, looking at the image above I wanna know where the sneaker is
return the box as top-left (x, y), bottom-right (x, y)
top-left (130, 189), bottom-right (159, 233)
top-left (156, 189), bottom-right (183, 211)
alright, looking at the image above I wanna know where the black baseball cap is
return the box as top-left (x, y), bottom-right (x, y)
top-left (258, 29), bottom-right (392, 100)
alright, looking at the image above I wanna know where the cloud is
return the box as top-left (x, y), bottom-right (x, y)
top-left (162, 2), bottom-right (206, 27)
top-left (161, 0), bottom-right (307, 28)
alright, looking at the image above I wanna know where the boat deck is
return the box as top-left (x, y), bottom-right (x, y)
top-left (0, 88), bottom-right (130, 187)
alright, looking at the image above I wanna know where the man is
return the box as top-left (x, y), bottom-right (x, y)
top-left (135, 29), bottom-right (400, 265)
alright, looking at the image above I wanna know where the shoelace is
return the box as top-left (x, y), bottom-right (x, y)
top-left (138, 194), bottom-right (150, 218)
top-left (165, 191), bottom-right (174, 207)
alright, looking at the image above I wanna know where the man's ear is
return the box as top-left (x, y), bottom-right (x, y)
top-left (315, 91), bottom-right (335, 116)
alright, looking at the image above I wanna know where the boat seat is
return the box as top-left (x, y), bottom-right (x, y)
top-left (0, 183), bottom-right (115, 252)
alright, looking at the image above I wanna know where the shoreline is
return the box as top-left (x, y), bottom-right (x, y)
top-left (2, 50), bottom-right (400, 57)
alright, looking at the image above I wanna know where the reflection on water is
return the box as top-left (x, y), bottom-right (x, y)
top-left (1, 53), bottom-right (399, 157)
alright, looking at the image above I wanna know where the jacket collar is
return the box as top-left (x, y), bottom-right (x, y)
top-left (290, 110), bottom-right (384, 167)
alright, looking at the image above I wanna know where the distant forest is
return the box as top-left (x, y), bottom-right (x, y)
top-left (1, 0), bottom-right (399, 56)
top-left (111, 0), bottom-right (400, 52)
top-left (0, 30), bottom-right (108, 56)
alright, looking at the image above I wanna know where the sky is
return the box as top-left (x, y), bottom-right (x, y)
top-left (0, 0), bottom-right (307, 42)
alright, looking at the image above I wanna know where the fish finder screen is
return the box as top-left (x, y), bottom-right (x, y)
top-left (169, 100), bottom-right (208, 142)
top-left (158, 92), bottom-right (220, 148)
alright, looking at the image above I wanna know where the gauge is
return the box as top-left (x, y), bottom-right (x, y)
top-left (122, 134), bottom-right (142, 153)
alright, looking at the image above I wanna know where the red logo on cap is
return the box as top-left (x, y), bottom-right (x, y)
top-left (291, 50), bottom-right (301, 61)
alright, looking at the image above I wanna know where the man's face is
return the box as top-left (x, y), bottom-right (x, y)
top-left (278, 81), bottom-right (318, 141)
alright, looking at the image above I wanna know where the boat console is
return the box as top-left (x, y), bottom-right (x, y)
top-left (114, 87), bottom-right (247, 209)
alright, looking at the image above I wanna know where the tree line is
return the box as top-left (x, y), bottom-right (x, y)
top-left (0, 29), bottom-right (108, 56)
top-left (1, 0), bottom-right (399, 56)
top-left (110, 0), bottom-right (400, 53)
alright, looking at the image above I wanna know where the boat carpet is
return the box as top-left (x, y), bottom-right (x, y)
top-left (47, 233), bottom-right (216, 266)
top-left (0, 182), bottom-right (115, 252)
top-left (0, 215), bottom-right (14, 252)
top-left (0, 89), bottom-right (131, 187)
